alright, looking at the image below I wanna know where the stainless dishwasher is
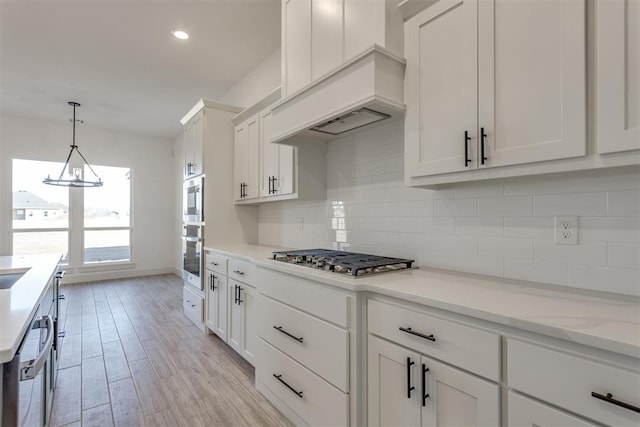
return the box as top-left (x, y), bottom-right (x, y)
top-left (1, 289), bottom-right (55, 427)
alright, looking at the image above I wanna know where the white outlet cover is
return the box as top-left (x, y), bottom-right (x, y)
top-left (554, 216), bottom-right (578, 245)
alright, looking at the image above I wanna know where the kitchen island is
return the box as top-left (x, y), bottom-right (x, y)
top-left (0, 254), bottom-right (62, 363)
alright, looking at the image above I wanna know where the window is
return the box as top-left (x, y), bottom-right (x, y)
top-left (11, 159), bottom-right (132, 266)
top-left (83, 165), bottom-right (131, 263)
top-left (12, 159), bottom-right (70, 263)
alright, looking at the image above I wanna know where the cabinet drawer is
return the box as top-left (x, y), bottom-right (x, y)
top-left (508, 392), bottom-right (597, 427)
top-left (507, 339), bottom-right (640, 426)
top-left (258, 295), bottom-right (349, 392)
top-left (182, 286), bottom-right (203, 325)
top-left (228, 258), bottom-right (257, 286)
top-left (205, 252), bottom-right (227, 276)
top-left (256, 338), bottom-right (349, 427)
top-left (259, 267), bottom-right (350, 328)
top-left (368, 299), bottom-right (500, 381)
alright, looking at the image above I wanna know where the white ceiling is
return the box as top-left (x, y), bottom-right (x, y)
top-left (0, 0), bottom-right (281, 139)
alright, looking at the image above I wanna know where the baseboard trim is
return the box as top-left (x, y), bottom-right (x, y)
top-left (61, 267), bottom-right (178, 284)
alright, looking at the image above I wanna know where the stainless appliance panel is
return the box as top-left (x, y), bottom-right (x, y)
top-left (183, 176), bottom-right (204, 223)
top-left (182, 224), bottom-right (203, 290)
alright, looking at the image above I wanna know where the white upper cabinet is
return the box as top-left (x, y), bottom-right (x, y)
top-left (404, 0), bottom-right (478, 177)
top-left (311, 0), bottom-right (344, 80)
top-left (260, 110), bottom-right (295, 198)
top-left (234, 114), bottom-right (260, 201)
top-left (282, 0), bottom-right (403, 97)
top-left (597, 0), bottom-right (640, 154)
top-left (477, 0), bottom-right (586, 168)
top-left (405, 0), bottom-right (587, 184)
top-left (282, 0), bottom-right (312, 97)
top-left (183, 109), bottom-right (204, 178)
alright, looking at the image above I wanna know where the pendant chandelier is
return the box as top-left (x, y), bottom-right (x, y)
top-left (43, 101), bottom-right (103, 187)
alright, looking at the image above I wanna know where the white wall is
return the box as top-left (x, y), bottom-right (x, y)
top-left (220, 48), bottom-right (281, 108)
top-left (259, 119), bottom-right (640, 297)
top-left (0, 115), bottom-right (177, 282)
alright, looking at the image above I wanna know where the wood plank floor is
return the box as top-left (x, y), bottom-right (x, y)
top-left (51, 274), bottom-right (293, 427)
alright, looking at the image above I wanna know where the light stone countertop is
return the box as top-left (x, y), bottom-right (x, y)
top-left (0, 254), bottom-right (62, 363)
top-left (206, 244), bottom-right (640, 359)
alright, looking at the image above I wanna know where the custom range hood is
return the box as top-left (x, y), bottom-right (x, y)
top-left (270, 45), bottom-right (406, 144)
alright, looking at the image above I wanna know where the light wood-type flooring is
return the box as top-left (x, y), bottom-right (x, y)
top-left (50, 274), bottom-right (292, 427)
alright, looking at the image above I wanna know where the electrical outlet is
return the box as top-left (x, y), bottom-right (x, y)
top-left (554, 216), bottom-right (578, 245)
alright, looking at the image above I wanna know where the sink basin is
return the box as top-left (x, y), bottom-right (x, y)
top-left (0, 273), bottom-right (25, 289)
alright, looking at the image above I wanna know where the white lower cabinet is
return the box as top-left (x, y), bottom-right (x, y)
top-left (368, 334), bottom-right (500, 426)
top-left (508, 392), bottom-right (597, 427)
top-left (227, 280), bottom-right (256, 364)
top-left (182, 285), bottom-right (204, 328)
top-left (205, 270), bottom-right (227, 342)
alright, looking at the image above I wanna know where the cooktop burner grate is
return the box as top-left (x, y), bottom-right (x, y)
top-left (272, 249), bottom-right (414, 277)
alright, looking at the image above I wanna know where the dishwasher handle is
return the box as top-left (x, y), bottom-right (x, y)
top-left (20, 315), bottom-right (53, 381)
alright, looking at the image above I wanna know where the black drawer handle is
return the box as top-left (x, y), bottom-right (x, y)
top-left (592, 391), bottom-right (640, 413)
top-left (464, 130), bottom-right (471, 167)
top-left (399, 327), bottom-right (436, 342)
top-left (422, 363), bottom-right (430, 407)
top-left (480, 127), bottom-right (488, 165)
top-left (273, 374), bottom-right (303, 398)
top-left (273, 326), bottom-right (304, 343)
top-left (406, 357), bottom-right (415, 399)
top-left (233, 270), bottom-right (245, 275)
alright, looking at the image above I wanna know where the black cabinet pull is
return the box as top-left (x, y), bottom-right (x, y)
top-left (480, 127), bottom-right (488, 165)
top-left (273, 326), bottom-right (304, 343)
top-left (209, 274), bottom-right (216, 291)
top-left (268, 176), bottom-right (273, 194)
top-left (406, 357), bottom-right (415, 399)
top-left (422, 364), bottom-right (430, 407)
top-left (591, 392), bottom-right (640, 413)
top-left (464, 131), bottom-right (471, 167)
top-left (240, 182), bottom-right (243, 199)
top-left (237, 286), bottom-right (243, 304)
top-left (272, 176), bottom-right (278, 193)
top-left (399, 327), bottom-right (436, 342)
top-left (273, 374), bottom-right (303, 398)
top-left (234, 284), bottom-right (239, 304)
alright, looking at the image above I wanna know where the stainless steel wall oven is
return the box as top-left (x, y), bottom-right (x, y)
top-left (183, 175), bottom-right (204, 223)
top-left (182, 224), bottom-right (204, 290)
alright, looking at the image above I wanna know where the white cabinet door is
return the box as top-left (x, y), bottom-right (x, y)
top-left (228, 280), bottom-right (243, 354)
top-left (597, 0), bottom-right (640, 154)
top-left (477, 0), bottom-right (586, 167)
top-left (421, 355), bottom-right (500, 426)
top-left (276, 144), bottom-right (295, 196)
top-left (233, 124), bottom-right (248, 202)
top-left (206, 272), bottom-right (227, 342)
top-left (260, 110), bottom-right (278, 198)
top-left (183, 123), bottom-right (194, 178)
top-left (508, 392), bottom-right (597, 427)
top-left (191, 110), bottom-right (204, 176)
top-left (405, 0), bottom-right (478, 177)
top-left (368, 335), bottom-right (422, 427)
top-left (233, 115), bottom-right (260, 201)
top-left (240, 284), bottom-right (257, 364)
top-left (311, 0), bottom-right (344, 80)
top-left (283, 0), bottom-right (312, 97)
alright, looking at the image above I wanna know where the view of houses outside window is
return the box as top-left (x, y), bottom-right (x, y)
top-left (12, 159), bottom-right (131, 264)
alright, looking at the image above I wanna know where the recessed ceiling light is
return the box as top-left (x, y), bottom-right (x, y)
top-left (171, 30), bottom-right (189, 40)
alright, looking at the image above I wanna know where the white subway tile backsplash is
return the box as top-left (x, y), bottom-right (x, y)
top-left (435, 198), bottom-right (477, 217)
top-left (504, 259), bottom-right (568, 286)
top-left (607, 190), bottom-right (640, 216)
top-left (504, 217), bottom-right (554, 239)
top-left (568, 265), bottom-right (640, 296)
top-left (566, 166), bottom-right (640, 192)
top-left (533, 240), bottom-right (607, 266)
top-left (432, 234), bottom-right (478, 254)
top-left (580, 217), bottom-right (640, 242)
top-left (534, 193), bottom-right (607, 216)
top-left (456, 217), bottom-right (503, 236)
top-left (479, 236), bottom-right (533, 259)
top-left (477, 196), bottom-right (532, 216)
top-left (417, 217), bottom-right (456, 234)
top-left (608, 242), bottom-right (640, 270)
top-left (504, 176), bottom-right (568, 196)
top-left (258, 121), bottom-right (640, 296)
top-left (455, 254), bottom-right (504, 277)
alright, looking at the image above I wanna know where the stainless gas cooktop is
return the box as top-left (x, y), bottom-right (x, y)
top-left (272, 249), bottom-right (414, 278)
